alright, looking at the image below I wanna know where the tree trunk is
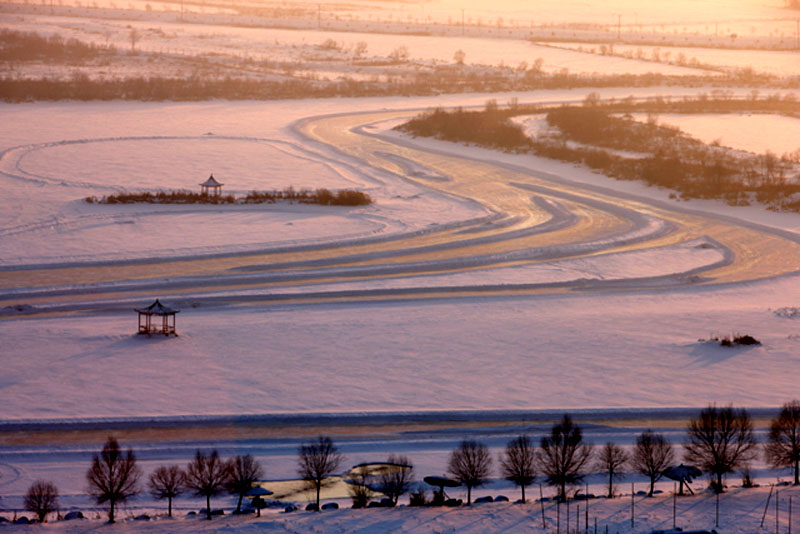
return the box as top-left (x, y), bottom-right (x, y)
top-left (649, 477), bottom-right (655, 497)
top-left (794, 460), bottom-right (798, 485)
top-left (206, 494), bottom-right (211, 519)
top-left (236, 494), bottom-right (243, 513)
top-left (608, 474), bottom-right (613, 498)
top-left (109, 499), bottom-right (115, 524)
top-left (560, 481), bottom-right (566, 502)
top-left (521, 484), bottom-right (526, 504)
top-left (467, 485), bottom-right (472, 505)
top-left (168, 496), bottom-right (172, 517)
top-left (716, 472), bottom-right (723, 493)
top-left (316, 482), bottom-right (321, 511)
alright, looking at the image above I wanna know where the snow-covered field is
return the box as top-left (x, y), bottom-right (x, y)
top-left (630, 113), bottom-right (800, 156)
top-left (2, 47), bottom-right (800, 532)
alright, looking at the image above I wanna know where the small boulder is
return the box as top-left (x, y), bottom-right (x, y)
top-left (321, 503), bottom-right (339, 511)
top-left (494, 495), bottom-right (509, 502)
top-left (305, 503), bottom-right (319, 512)
top-left (284, 505), bottom-right (297, 513)
top-left (134, 514), bottom-right (150, 521)
top-left (63, 511), bottom-right (85, 521)
top-left (473, 496), bottom-right (493, 504)
top-left (14, 516), bottom-right (30, 525)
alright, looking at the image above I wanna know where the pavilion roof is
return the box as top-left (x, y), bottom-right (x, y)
top-left (135, 299), bottom-right (180, 315)
top-left (200, 174), bottom-right (223, 187)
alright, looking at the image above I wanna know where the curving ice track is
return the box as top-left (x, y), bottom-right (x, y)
top-left (2, 104), bottom-right (800, 315)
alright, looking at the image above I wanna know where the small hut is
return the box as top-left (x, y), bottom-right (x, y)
top-left (135, 299), bottom-right (179, 336)
top-left (199, 174), bottom-right (223, 196)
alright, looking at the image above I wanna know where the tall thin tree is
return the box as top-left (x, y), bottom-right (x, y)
top-left (538, 415), bottom-right (593, 502)
top-left (684, 405), bottom-right (758, 493)
top-left (297, 436), bottom-right (344, 511)
top-left (185, 450), bottom-right (232, 519)
top-left (499, 435), bottom-right (536, 503)
top-left (765, 400), bottom-right (800, 485)
top-left (86, 436), bottom-right (141, 523)
top-left (631, 430), bottom-right (674, 496)
top-left (596, 442), bottom-right (627, 498)
top-left (148, 465), bottom-right (186, 517)
top-left (226, 455), bottom-right (265, 513)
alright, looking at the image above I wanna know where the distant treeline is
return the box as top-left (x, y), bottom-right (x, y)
top-left (1, 70), bottom-right (793, 103)
top-left (87, 187), bottom-right (373, 206)
top-left (398, 94), bottom-right (800, 210)
top-left (0, 29), bottom-right (116, 62)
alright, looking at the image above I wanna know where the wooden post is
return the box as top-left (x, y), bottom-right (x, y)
top-left (763, 484), bottom-right (775, 528)
top-left (631, 482), bottom-right (635, 528)
top-left (539, 484), bottom-right (546, 529)
top-left (585, 483), bottom-right (589, 533)
top-left (673, 482), bottom-right (677, 529)
top-left (557, 500), bottom-right (560, 534)
top-left (567, 498), bottom-right (570, 533)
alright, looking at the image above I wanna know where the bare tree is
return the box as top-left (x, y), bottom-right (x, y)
top-left (148, 465), bottom-right (186, 517)
top-left (347, 465), bottom-right (373, 508)
top-left (24, 480), bottom-right (59, 523)
top-left (298, 436), bottom-right (344, 511)
top-left (453, 49), bottom-right (466, 65)
top-left (377, 454), bottom-right (414, 505)
top-left (631, 430), bottom-right (674, 496)
top-left (86, 437), bottom-right (141, 523)
top-left (129, 28), bottom-right (139, 52)
top-left (538, 415), bottom-right (593, 501)
top-left (684, 405), bottom-right (759, 493)
top-left (226, 455), bottom-right (264, 513)
top-left (448, 439), bottom-right (492, 505)
top-left (596, 442), bottom-right (627, 498)
top-left (765, 399), bottom-right (800, 485)
top-left (185, 450), bottom-right (232, 519)
top-left (499, 435), bottom-right (536, 503)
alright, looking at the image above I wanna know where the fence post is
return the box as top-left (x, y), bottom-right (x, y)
top-left (631, 482), bottom-right (635, 529)
top-left (540, 484), bottom-right (546, 529)
top-left (763, 484), bottom-right (775, 528)
top-left (673, 482), bottom-right (677, 529)
top-left (585, 483), bottom-right (589, 534)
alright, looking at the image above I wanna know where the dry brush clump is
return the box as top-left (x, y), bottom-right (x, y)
top-left (86, 187), bottom-right (372, 206)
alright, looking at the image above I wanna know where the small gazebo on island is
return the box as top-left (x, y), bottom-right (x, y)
top-left (199, 174), bottom-right (224, 197)
top-left (135, 299), bottom-right (179, 336)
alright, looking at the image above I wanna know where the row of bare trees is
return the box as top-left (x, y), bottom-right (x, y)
top-left (85, 437), bottom-right (265, 522)
top-left (18, 401), bottom-right (800, 522)
top-left (446, 401), bottom-right (800, 505)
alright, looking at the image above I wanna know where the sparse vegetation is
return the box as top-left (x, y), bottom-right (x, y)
top-left (398, 95), bottom-right (800, 212)
top-left (86, 188), bottom-right (372, 206)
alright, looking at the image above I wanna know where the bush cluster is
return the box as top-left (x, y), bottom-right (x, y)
top-left (86, 187), bottom-right (372, 206)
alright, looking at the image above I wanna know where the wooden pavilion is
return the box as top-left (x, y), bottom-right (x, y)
top-left (199, 174), bottom-right (224, 196)
top-left (135, 299), bottom-right (179, 336)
